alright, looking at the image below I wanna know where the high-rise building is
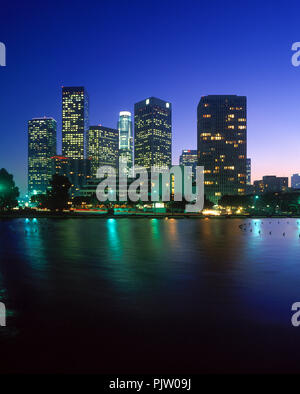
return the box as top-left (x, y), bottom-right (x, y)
top-left (50, 155), bottom-right (91, 197)
top-left (88, 126), bottom-right (119, 177)
top-left (254, 176), bottom-right (288, 194)
top-left (50, 155), bottom-right (70, 178)
top-left (69, 158), bottom-right (91, 196)
top-left (291, 174), bottom-right (300, 189)
top-left (134, 97), bottom-right (172, 171)
top-left (118, 111), bottom-right (133, 175)
top-left (197, 95), bottom-right (247, 203)
top-left (62, 86), bottom-right (89, 159)
top-left (179, 150), bottom-right (198, 179)
top-left (28, 117), bottom-right (57, 196)
top-left (246, 158), bottom-right (251, 185)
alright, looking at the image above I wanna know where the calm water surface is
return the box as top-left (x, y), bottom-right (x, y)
top-left (1, 218), bottom-right (300, 373)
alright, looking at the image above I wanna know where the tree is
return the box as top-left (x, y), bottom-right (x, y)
top-left (30, 193), bottom-right (48, 208)
top-left (46, 174), bottom-right (71, 211)
top-left (0, 168), bottom-right (19, 211)
top-left (219, 194), bottom-right (253, 209)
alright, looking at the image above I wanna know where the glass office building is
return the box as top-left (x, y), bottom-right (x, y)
top-left (88, 126), bottom-right (119, 177)
top-left (62, 86), bottom-right (89, 159)
top-left (197, 95), bottom-right (247, 203)
top-left (179, 149), bottom-right (198, 179)
top-left (28, 117), bottom-right (57, 196)
top-left (118, 111), bottom-right (133, 175)
top-left (134, 97), bottom-right (172, 171)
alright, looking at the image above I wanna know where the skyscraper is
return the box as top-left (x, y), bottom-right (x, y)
top-left (88, 126), bottom-right (119, 177)
top-left (179, 150), bottom-right (198, 179)
top-left (291, 174), bottom-right (300, 189)
top-left (197, 95), bottom-right (247, 203)
top-left (62, 86), bottom-right (89, 159)
top-left (28, 117), bottom-right (57, 196)
top-left (134, 97), bottom-right (172, 171)
top-left (118, 111), bottom-right (133, 175)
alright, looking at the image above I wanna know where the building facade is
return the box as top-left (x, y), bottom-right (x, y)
top-left (88, 126), bottom-right (119, 177)
top-left (179, 149), bottom-right (198, 179)
top-left (254, 176), bottom-right (289, 194)
top-left (50, 155), bottom-right (70, 178)
top-left (246, 158), bottom-right (251, 185)
top-left (62, 86), bottom-right (89, 159)
top-left (28, 117), bottom-right (57, 196)
top-left (50, 155), bottom-right (91, 197)
top-left (291, 174), bottom-right (300, 189)
top-left (134, 97), bottom-right (172, 171)
top-left (197, 95), bottom-right (247, 203)
top-left (118, 111), bottom-right (133, 175)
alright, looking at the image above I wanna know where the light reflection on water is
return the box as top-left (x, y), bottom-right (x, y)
top-left (0, 217), bottom-right (300, 373)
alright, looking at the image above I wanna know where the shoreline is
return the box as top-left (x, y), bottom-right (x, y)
top-left (0, 212), bottom-right (299, 219)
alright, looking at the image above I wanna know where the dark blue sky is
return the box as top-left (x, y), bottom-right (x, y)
top-left (0, 0), bottom-right (300, 194)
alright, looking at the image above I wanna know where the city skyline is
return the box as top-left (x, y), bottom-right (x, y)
top-left (9, 84), bottom-right (300, 197)
top-left (1, 1), bottom-right (300, 194)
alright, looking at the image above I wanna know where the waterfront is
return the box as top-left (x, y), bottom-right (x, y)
top-left (1, 218), bottom-right (300, 373)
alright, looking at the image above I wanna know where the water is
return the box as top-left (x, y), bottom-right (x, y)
top-left (1, 217), bottom-right (300, 373)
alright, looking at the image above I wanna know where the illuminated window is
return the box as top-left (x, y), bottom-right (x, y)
top-left (224, 166), bottom-right (235, 170)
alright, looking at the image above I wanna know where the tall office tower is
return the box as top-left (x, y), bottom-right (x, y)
top-left (197, 95), bottom-right (247, 203)
top-left (134, 97), bottom-right (172, 171)
top-left (28, 117), bottom-right (57, 196)
top-left (118, 111), bottom-right (133, 175)
top-left (88, 126), bottom-right (119, 177)
top-left (291, 174), bottom-right (300, 189)
top-left (179, 149), bottom-right (198, 179)
top-left (246, 158), bottom-right (251, 185)
top-left (62, 86), bottom-right (89, 159)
